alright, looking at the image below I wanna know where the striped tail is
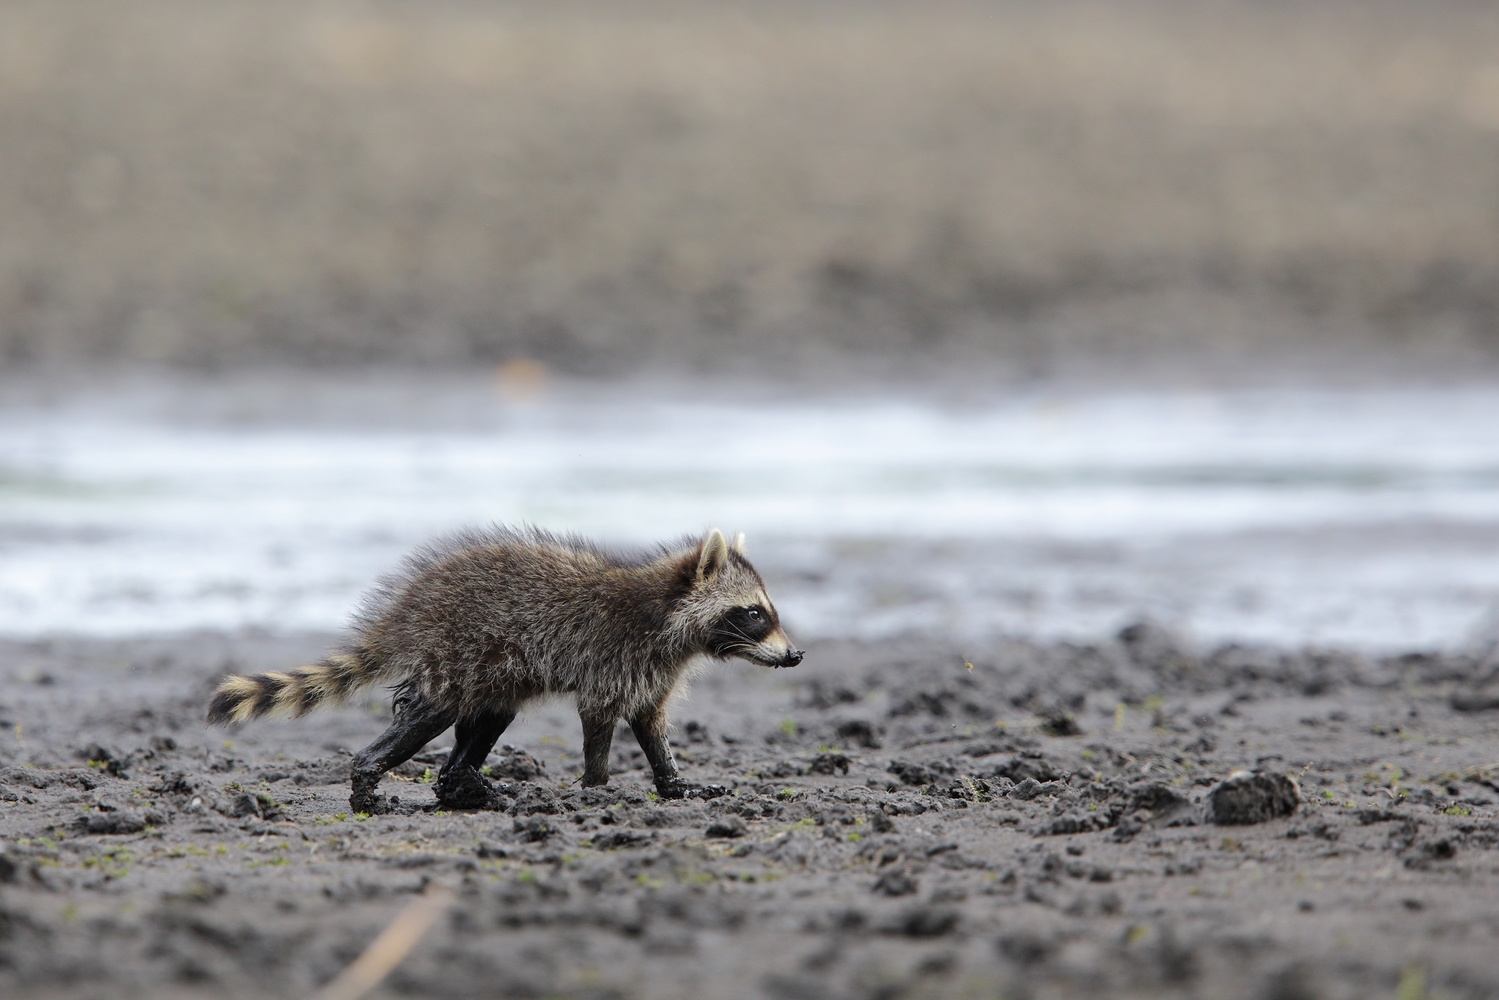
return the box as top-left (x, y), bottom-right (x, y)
top-left (205, 650), bottom-right (382, 725)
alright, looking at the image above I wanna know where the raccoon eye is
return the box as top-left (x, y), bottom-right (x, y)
top-left (746, 608), bottom-right (763, 622)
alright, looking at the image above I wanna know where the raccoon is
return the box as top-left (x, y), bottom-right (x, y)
top-left (206, 526), bottom-right (802, 812)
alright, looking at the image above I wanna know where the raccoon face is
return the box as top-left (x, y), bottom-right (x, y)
top-left (708, 600), bottom-right (801, 667)
top-left (685, 529), bottom-right (803, 669)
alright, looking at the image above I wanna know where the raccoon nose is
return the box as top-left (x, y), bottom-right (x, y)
top-left (782, 648), bottom-right (804, 667)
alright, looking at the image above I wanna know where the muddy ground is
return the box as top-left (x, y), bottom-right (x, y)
top-left (4, 627), bottom-right (1499, 999)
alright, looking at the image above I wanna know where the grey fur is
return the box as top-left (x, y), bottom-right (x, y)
top-left (206, 526), bottom-right (801, 808)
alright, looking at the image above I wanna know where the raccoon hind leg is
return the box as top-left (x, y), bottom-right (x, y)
top-left (349, 694), bottom-right (456, 815)
top-left (434, 708), bottom-right (515, 810)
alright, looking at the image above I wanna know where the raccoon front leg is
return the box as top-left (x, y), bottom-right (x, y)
top-left (434, 709), bottom-right (515, 810)
top-left (629, 701), bottom-right (727, 800)
top-left (349, 694), bottom-right (456, 815)
top-left (579, 709), bottom-right (617, 788)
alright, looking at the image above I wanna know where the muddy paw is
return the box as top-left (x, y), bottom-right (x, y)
top-left (350, 790), bottom-right (391, 815)
top-left (656, 779), bottom-right (729, 801)
top-left (435, 765), bottom-right (507, 811)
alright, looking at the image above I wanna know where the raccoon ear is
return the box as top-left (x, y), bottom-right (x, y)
top-left (731, 532), bottom-right (746, 555)
top-left (697, 528), bottom-right (730, 581)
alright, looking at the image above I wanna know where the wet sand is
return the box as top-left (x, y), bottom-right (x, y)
top-left (3, 628), bottom-right (1499, 999)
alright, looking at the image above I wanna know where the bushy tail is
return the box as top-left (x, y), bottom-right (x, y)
top-left (205, 650), bottom-right (383, 725)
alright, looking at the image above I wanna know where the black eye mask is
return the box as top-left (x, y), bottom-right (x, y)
top-left (708, 605), bottom-right (776, 656)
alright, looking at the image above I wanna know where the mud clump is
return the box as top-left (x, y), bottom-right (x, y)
top-left (1038, 713), bottom-right (1082, 737)
top-left (485, 745), bottom-right (547, 782)
top-left (705, 816), bottom-right (747, 839)
top-left (434, 766), bottom-right (511, 811)
top-left (72, 810), bottom-right (148, 835)
top-left (872, 870), bottom-right (919, 897)
top-left (1128, 782), bottom-right (1195, 824)
top-left (1451, 687), bottom-right (1499, 712)
top-left (1207, 772), bottom-right (1300, 825)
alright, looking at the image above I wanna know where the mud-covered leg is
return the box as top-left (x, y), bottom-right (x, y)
top-left (434, 708), bottom-right (515, 809)
top-left (349, 695), bottom-right (456, 814)
top-left (630, 700), bottom-right (727, 800)
top-left (444, 709), bottom-right (516, 774)
top-left (579, 709), bottom-right (617, 788)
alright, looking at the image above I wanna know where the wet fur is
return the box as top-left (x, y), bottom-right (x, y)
top-left (205, 526), bottom-right (799, 807)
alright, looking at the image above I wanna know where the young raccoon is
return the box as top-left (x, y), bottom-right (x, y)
top-left (206, 526), bottom-right (801, 812)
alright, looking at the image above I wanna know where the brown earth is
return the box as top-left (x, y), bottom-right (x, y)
top-left (4, 628), bottom-right (1499, 998)
top-left (6, 1), bottom-right (1499, 378)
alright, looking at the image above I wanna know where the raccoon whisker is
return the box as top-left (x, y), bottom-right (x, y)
top-left (720, 623), bottom-right (763, 646)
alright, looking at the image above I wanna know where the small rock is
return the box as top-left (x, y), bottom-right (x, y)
top-left (1039, 714), bottom-right (1082, 737)
top-left (1355, 807), bottom-right (1403, 825)
top-left (809, 752), bottom-right (850, 776)
top-left (988, 756), bottom-right (1062, 784)
top-left (1420, 838), bottom-right (1456, 861)
top-left (0, 767), bottom-right (50, 790)
top-left (80, 744), bottom-right (130, 778)
top-left (1128, 781), bottom-right (1196, 825)
top-left (229, 793), bottom-right (261, 818)
top-left (1451, 688), bottom-right (1499, 712)
top-left (888, 761), bottom-right (939, 786)
top-left (1206, 771), bottom-right (1299, 825)
top-left (1040, 813), bottom-right (1098, 836)
top-left (996, 931), bottom-right (1053, 965)
top-left (705, 816), bottom-right (747, 839)
top-left (485, 746), bottom-right (547, 782)
top-left (254, 791), bottom-right (283, 821)
top-left (835, 720), bottom-right (883, 749)
top-left (593, 829), bottom-right (651, 851)
top-left (152, 771), bottom-right (196, 796)
top-left (872, 870), bottom-right (919, 896)
top-left (1406, 786), bottom-right (1440, 807)
top-left (509, 783), bottom-right (562, 816)
top-left (513, 816), bottom-right (556, 842)
top-left (881, 905), bottom-right (959, 937)
top-left (1011, 778), bottom-right (1043, 800)
top-left (164, 878), bottom-right (226, 905)
top-left (1012, 777), bottom-right (1067, 801)
top-left (73, 810), bottom-right (148, 835)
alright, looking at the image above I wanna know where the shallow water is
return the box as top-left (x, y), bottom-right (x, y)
top-left (2, 372), bottom-right (1497, 650)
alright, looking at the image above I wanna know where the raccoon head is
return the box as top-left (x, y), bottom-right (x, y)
top-left (678, 529), bottom-right (802, 669)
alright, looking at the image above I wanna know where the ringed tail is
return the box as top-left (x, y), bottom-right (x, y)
top-left (205, 650), bottom-right (380, 726)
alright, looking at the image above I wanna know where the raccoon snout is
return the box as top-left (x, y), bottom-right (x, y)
top-left (780, 648), bottom-right (804, 668)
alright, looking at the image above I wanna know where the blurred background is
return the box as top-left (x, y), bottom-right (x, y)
top-left (3, 0), bottom-right (1499, 653)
